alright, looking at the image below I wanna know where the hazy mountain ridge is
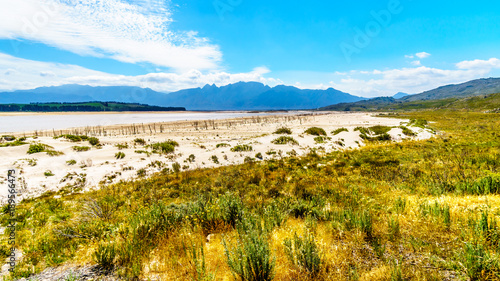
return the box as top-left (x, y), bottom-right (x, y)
top-left (320, 77), bottom-right (500, 111)
top-left (400, 78), bottom-right (500, 101)
top-left (0, 82), bottom-right (364, 110)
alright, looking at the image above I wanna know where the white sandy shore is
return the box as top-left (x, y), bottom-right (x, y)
top-left (0, 112), bottom-right (434, 203)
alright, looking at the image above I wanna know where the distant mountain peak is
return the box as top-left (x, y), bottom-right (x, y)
top-left (393, 92), bottom-right (409, 99)
top-left (400, 77), bottom-right (500, 102)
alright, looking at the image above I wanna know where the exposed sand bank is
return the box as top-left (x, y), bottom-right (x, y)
top-left (0, 112), bottom-right (434, 203)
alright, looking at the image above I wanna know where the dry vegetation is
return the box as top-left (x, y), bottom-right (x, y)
top-left (2, 111), bottom-right (500, 280)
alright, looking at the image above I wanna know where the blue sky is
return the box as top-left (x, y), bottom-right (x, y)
top-left (0, 0), bottom-right (499, 97)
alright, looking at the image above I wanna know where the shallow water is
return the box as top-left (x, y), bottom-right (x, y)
top-left (0, 111), bottom-right (290, 133)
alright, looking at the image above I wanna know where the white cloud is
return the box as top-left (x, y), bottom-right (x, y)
top-left (411, 60), bottom-right (421, 66)
top-left (0, 52), bottom-right (281, 92)
top-left (456, 58), bottom-right (500, 70)
top-left (0, 0), bottom-right (221, 71)
top-left (0, 52), bottom-right (110, 91)
top-left (404, 55), bottom-right (414, 59)
top-left (416, 52), bottom-right (431, 59)
top-left (330, 65), bottom-right (491, 97)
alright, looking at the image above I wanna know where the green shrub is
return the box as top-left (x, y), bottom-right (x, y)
top-left (93, 242), bottom-right (116, 270)
top-left (134, 138), bottom-right (146, 145)
top-left (2, 135), bottom-right (15, 141)
top-left (172, 162), bottom-right (181, 173)
top-left (462, 243), bottom-right (500, 280)
top-left (211, 155), bottom-right (219, 164)
top-left (66, 160), bottom-right (77, 165)
top-left (331, 128), bottom-right (349, 135)
top-left (314, 136), bottom-right (330, 144)
top-left (388, 216), bottom-right (400, 241)
top-left (223, 216), bottom-right (275, 281)
top-left (216, 143), bottom-right (231, 148)
top-left (271, 136), bottom-right (298, 145)
top-left (187, 154), bottom-right (196, 163)
top-left (368, 125), bottom-right (392, 135)
top-left (399, 126), bottom-right (416, 136)
top-left (419, 201), bottom-right (451, 228)
top-left (304, 127), bottom-right (326, 136)
top-left (88, 137), bottom-right (100, 146)
top-left (284, 231), bottom-right (322, 276)
top-left (137, 168), bottom-right (146, 177)
top-left (149, 140), bottom-right (178, 154)
top-left (184, 241), bottom-right (213, 281)
top-left (273, 127), bottom-right (292, 135)
top-left (115, 152), bottom-right (126, 159)
top-left (255, 152), bottom-right (263, 160)
top-left (44, 170), bottom-right (54, 177)
top-left (360, 133), bottom-right (392, 142)
top-left (219, 193), bottom-right (244, 228)
top-left (72, 146), bottom-right (91, 152)
top-left (115, 143), bottom-right (128, 150)
top-left (408, 118), bottom-right (428, 128)
top-left (57, 134), bottom-right (88, 142)
top-left (244, 156), bottom-right (255, 163)
top-left (354, 127), bottom-right (370, 135)
top-left (0, 139), bottom-right (28, 147)
top-left (27, 143), bottom-right (46, 154)
top-left (231, 144), bottom-right (253, 152)
top-left (46, 150), bottom-right (64, 156)
top-left (263, 202), bottom-right (287, 232)
top-left (457, 175), bottom-right (500, 195)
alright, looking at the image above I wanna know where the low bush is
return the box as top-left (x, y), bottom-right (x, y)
top-left (88, 137), bottom-right (100, 146)
top-left (399, 126), bottom-right (416, 136)
top-left (134, 138), bottom-right (146, 145)
top-left (211, 155), bottom-right (219, 164)
top-left (149, 141), bottom-right (178, 154)
top-left (223, 216), bottom-right (275, 281)
top-left (314, 136), bottom-right (330, 144)
top-left (304, 127), bottom-right (326, 136)
top-left (331, 128), bottom-right (348, 135)
top-left (115, 152), bottom-right (126, 159)
top-left (271, 136), bottom-right (298, 145)
top-left (273, 127), bottom-right (292, 135)
top-left (284, 231), bottom-right (322, 276)
top-left (27, 143), bottom-right (46, 154)
top-left (72, 146), bottom-right (91, 152)
top-left (231, 144), bottom-right (253, 152)
top-left (115, 143), bottom-right (129, 150)
top-left (216, 143), bottom-right (230, 148)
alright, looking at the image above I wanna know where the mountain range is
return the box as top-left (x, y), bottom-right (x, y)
top-left (320, 78), bottom-right (500, 111)
top-left (1, 77), bottom-right (500, 111)
top-left (0, 82), bottom-right (364, 111)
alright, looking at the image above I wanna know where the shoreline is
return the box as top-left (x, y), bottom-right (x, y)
top-left (0, 111), bottom-right (313, 135)
top-left (0, 112), bottom-right (434, 204)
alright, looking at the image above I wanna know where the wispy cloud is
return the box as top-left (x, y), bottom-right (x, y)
top-left (456, 58), bottom-right (500, 70)
top-left (329, 60), bottom-right (495, 97)
top-left (415, 52), bottom-right (431, 59)
top-left (0, 53), bottom-right (280, 92)
top-left (0, 0), bottom-right (222, 71)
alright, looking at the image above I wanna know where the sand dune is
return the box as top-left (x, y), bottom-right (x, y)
top-left (0, 112), bottom-right (433, 204)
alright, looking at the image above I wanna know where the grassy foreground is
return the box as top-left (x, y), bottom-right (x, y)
top-left (2, 111), bottom-right (500, 280)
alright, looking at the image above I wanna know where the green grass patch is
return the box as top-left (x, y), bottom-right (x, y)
top-left (230, 144), bottom-right (253, 152)
top-left (331, 128), bottom-right (348, 135)
top-left (271, 136), bottom-right (298, 145)
top-left (304, 127), bottom-right (327, 136)
top-left (273, 127), bottom-right (292, 135)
